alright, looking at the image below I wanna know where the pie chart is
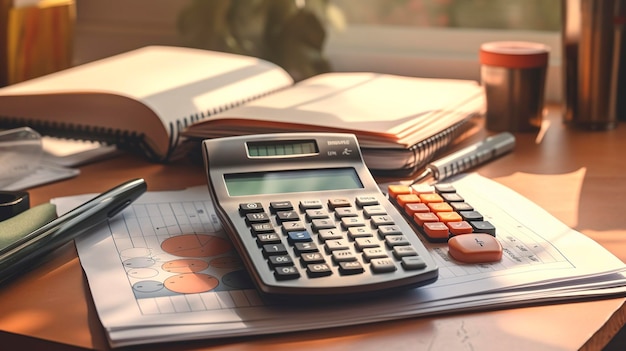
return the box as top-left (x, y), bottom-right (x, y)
top-left (162, 259), bottom-right (209, 273)
top-left (163, 273), bottom-right (219, 294)
top-left (161, 234), bottom-right (232, 258)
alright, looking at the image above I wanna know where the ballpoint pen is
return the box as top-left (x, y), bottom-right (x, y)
top-left (410, 132), bottom-right (515, 185)
top-left (0, 178), bottom-right (147, 285)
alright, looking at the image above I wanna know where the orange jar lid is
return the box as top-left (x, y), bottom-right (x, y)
top-left (480, 41), bottom-right (549, 68)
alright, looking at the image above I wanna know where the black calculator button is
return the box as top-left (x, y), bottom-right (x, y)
top-left (270, 201), bottom-right (293, 213)
top-left (300, 252), bottom-right (325, 264)
top-left (370, 258), bottom-right (397, 273)
top-left (250, 223), bottom-right (274, 235)
top-left (245, 212), bottom-right (270, 225)
top-left (470, 221), bottom-right (496, 236)
top-left (441, 193), bottom-right (465, 202)
top-left (450, 202), bottom-right (474, 211)
top-left (239, 202), bottom-right (264, 214)
top-left (306, 263), bottom-right (333, 277)
top-left (276, 210), bottom-right (300, 223)
top-left (338, 261), bottom-right (365, 275)
top-left (460, 210), bottom-right (484, 222)
top-left (294, 242), bottom-right (319, 254)
top-left (401, 256), bottom-right (427, 270)
top-left (256, 233), bottom-right (281, 246)
top-left (268, 255), bottom-right (294, 267)
top-left (274, 266), bottom-right (300, 280)
top-left (262, 243), bottom-right (288, 257)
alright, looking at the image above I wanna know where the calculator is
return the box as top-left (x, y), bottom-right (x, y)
top-left (202, 133), bottom-right (438, 298)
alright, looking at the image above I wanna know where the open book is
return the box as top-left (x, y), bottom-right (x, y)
top-left (0, 45), bottom-right (483, 172)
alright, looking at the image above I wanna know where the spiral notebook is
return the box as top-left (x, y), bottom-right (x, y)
top-left (0, 45), bottom-right (483, 172)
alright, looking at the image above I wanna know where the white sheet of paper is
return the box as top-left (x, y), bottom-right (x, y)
top-left (53, 173), bottom-right (626, 348)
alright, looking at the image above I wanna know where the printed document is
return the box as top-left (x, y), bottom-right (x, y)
top-left (52, 173), bottom-right (626, 348)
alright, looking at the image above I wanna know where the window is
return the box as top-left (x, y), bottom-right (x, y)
top-left (73, 0), bottom-right (562, 101)
top-left (325, 0), bottom-right (562, 101)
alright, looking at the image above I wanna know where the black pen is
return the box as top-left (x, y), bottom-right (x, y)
top-left (410, 132), bottom-right (515, 185)
top-left (0, 178), bottom-right (147, 284)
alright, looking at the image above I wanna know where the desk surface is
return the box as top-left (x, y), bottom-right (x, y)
top-left (1, 109), bottom-right (625, 350)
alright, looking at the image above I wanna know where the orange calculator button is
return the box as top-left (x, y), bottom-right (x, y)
top-left (396, 194), bottom-right (421, 207)
top-left (436, 211), bottom-right (463, 223)
top-left (387, 185), bottom-right (411, 199)
top-left (427, 202), bottom-right (453, 212)
top-left (448, 234), bottom-right (502, 263)
top-left (419, 193), bottom-right (444, 203)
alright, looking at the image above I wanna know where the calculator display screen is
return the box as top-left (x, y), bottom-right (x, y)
top-left (224, 168), bottom-right (363, 196)
top-left (246, 140), bottom-right (318, 157)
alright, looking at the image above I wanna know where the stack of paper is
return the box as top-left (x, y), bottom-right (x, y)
top-left (183, 72), bottom-right (484, 172)
top-left (53, 173), bottom-right (626, 348)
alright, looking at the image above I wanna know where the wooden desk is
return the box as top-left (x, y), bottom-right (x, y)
top-left (1, 109), bottom-right (624, 350)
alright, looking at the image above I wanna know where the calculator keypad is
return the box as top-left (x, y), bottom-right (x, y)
top-left (388, 183), bottom-right (502, 263)
top-left (238, 197), bottom-right (428, 281)
top-left (388, 183), bottom-right (496, 242)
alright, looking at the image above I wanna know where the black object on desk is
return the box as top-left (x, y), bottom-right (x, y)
top-left (0, 191), bottom-right (29, 221)
top-left (0, 178), bottom-right (147, 285)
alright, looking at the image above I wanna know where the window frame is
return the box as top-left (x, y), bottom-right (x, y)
top-left (324, 25), bottom-right (562, 102)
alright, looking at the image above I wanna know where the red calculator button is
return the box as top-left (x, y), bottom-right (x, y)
top-left (405, 203), bottom-right (429, 216)
top-left (413, 212), bottom-right (439, 226)
top-left (448, 234), bottom-right (502, 263)
top-left (423, 222), bottom-right (450, 240)
top-left (447, 221), bottom-right (474, 236)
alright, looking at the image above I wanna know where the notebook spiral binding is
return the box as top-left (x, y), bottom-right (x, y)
top-left (368, 117), bottom-right (472, 177)
top-left (0, 115), bottom-right (162, 162)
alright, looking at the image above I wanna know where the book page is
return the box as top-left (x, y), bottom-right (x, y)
top-left (0, 46), bottom-right (294, 159)
top-left (183, 73), bottom-right (483, 148)
top-left (54, 173), bottom-right (626, 347)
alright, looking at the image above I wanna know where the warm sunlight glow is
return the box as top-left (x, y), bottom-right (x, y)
top-left (493, 168), bottom-right (587, 228)
top-left (0, 310), bottom-right (53, 333)
top-left (536, 114), bottom-right (551, 144)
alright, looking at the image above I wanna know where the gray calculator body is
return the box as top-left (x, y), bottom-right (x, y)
top-left (202, 133), bottom-right (438, 297)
